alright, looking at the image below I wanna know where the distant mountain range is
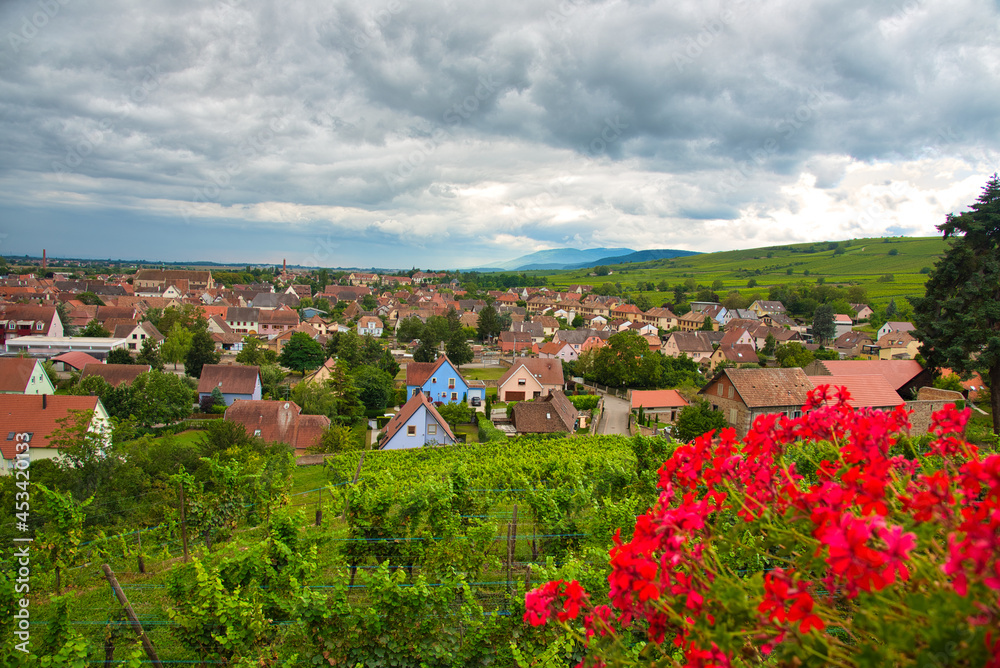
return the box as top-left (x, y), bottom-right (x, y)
top-left (467, 247), bottom-right (700, 272)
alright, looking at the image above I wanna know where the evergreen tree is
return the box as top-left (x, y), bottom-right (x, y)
top-left (476, 304), bottom-right (501, 341)
top-left (812, 304), bottom-right (836, 344)
top-left (913, 174), bottom-right (1000, 434)
top-left (414, 338), bottom-right (438, 363)
top-left (446, 331), bottom-right (474, 366)
top-left (885, 298), bottom-right (898, 318)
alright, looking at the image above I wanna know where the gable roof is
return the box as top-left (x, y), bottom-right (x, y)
top-left (197, 365), bottom-right (261, 395)
top-left (807, 374), bottom-right (904, 408)
top-left (716, 344), bottom-right (759, 364)
top-left (405, 355), bottom-right (457, 387)
top-left (806, 359), bottom-right (925, 391)
top-left (380, 391), bottom-right (456, 446)
top-left (80, 363), bottom-right (151, 387)
top-left (630, 389), bottom-right (689, 411)
top-left (512, 390), bottom-right (577, 433)
top-left (0, 358), bottom-right (41, 393)
top-left (668, 331), bottom-right (719, 353)
top-left (223, 400), bottom-right (329, 452)
top-left (499, 357), bottom-right (565, 388)
top-left (712, 367), bottom-right (813, 408)
top-left (0, 395), bottom-right (103, 458)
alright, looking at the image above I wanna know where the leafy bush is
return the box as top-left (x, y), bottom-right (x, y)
top-left (568, 394), bottom-right (601, 411)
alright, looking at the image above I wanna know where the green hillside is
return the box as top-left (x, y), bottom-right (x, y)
top-left (533, 236), bottom-right (949, 307)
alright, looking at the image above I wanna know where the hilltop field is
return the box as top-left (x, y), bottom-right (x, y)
top-left (530, 236), bottom-right (949, 307)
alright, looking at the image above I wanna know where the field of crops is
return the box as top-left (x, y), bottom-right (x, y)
top-left (531, 236), bottom-right (949, 307)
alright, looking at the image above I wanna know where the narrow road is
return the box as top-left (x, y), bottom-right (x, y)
top-left (597, 394), bottom-right (630, 435)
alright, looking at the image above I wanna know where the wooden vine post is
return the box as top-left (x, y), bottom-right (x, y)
top-left (101, 564), bottom-right (163, 668)
top-left (178, 481), bottom-right (189, 563)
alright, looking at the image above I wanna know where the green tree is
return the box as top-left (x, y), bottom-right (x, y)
top-left (446, 331), bottom-right (474, 366)
top-left (811, 303), bottom-right (836, 344)
top-left (259, 363), bottom-right (288, 399)
top-left (476, 304), bottom-right (501, 341)
top-left (161, 322), bottom-right (193, 370)
top-left (397, 315), bottom-right (425, 343)
top-left (774, 342), bottom-right (815, 369)
top-left (376, 348), bottom-right (401, 378)
top-left (885, 298), bottom-right (898, 318)
top-left (185, 329), bottom-right (221, 379)
top-left (314, 424), bottom-right (363, 453)
top-left (130, 370), bottom-right (195, 427)
top-left (135, 337), bottom-right (164, 371)
top-left (913, 174), bottom-right (1000, 433)
top-left (572, 314), bottom-right (585, 328)
top-left (55, 301), bottom-right (75, 337)
top-left (361, 294), bottom-right (378, 311)
top-left (762, 333), bottom-right (778, 357)
top-left (353, 366), bottom-right (396, 412)
top-left (235, 336), bottom-right (267, 366)
top-left (592, 330), bottom-right (662, 388)
top-left (79, 319), bottom-right (111, 337)
top-left (77, 291), bottom-right (105, 306)
top-left (414, 338), bottom-right (439, 363)
top-left (106, 348), bottom-right (134, 365)
top-left (659, 353), bottom-right (703, 388)
top-left (436, 401), bottom-right (472, 429)
top-left (278, 332), bottom-right (325, 374)
top-left (700, 316), bottom-right (714, 331)
top-left (673, 400), bottom-right (728, 443)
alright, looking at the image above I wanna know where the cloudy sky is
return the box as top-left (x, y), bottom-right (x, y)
top-left (0, 0), bottom-right (998, 269)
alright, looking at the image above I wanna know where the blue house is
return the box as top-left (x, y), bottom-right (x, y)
top-left (197, 364), bottom-right (262, 406)
top-left (405, 355), bottom-right (486, 408)
top-left (379, 391), bottom-right (456, 450)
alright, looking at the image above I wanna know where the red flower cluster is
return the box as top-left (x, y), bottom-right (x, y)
top-left (524, 388), bottom-right (1000, 666)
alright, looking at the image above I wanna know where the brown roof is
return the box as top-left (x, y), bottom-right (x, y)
top-left (0, 395), bottom-right (102, 458)
top-left (259, 309), bottom-right (300, 326)
top-left (669, 331), bottom-right (719, 353)
top-left (512, 390), bottom-right (577, 433)
top-left (405, 356), bottom-right (454, 387)
top-left (81, 364), bottom-right (151, 387)
top-left (807, 375), bottom-right (903, 408)
top-left (197, 365), bottom-right (261, 395)
top-left (716, 367), bottom-right (813, 408)
top-left (806, 359), bottom-right (925, 391)
top-left (630, 389), bottom-right (688, 411)
top-left (0, 358), bottom-right (41, 393)
top-left (379, 391), bottom-right (456, 446)
top-left (717, 344), bottom-right (759, 364)
top-left (224, 400), bottom-right (329, 453)
top-left (499, 358), bottom-right (565, 388)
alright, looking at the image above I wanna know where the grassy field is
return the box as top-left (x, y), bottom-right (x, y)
top-left (459, 366), bottom-right (508, 381)
top-left (529, 236), bottom-right (949, 307)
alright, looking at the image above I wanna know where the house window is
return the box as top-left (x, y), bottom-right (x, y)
top-left (7, 322), bottom-right (14, 329)
top-left (518, 379), bottom-right (526, 386)
top-left (717, 383), bottom-right (723, 396)
top-left (254, 430), bottom-right (261, 437)
top-left (728, 386), bottom-right (734, 399)
top-left (407, 426), bottom-right (417, 436)
top-left (36, 322), bottom-right (43, 330)
top-left (448, 378), bottom-right (455, 388)
top-left (451, 392), bottom-right (458, 401)
top-left (428, 424), bottom-right (437, 435)
top-left (729, 408), bottom-right (738, 424)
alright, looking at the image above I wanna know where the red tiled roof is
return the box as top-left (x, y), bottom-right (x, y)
top-left (630, 389), bottom-right (689, 411)
top-left (717, 367), bottom-right (813, 408)
top-left (0, 395), bottom-right (102, 459)
top-left (405, 355), bottom-right (450, 387)
top-left (0, 358), bottom-right (40, 393)
top-left (224, 400), bottom-right (329, 453)
top-left (379, 391), bottom-right (456, 446)
top-left (50, 352), bottom-right (102, 370)
top-left (197, 365), bottom-right (261, 395)
top-left (810, 360), bottom-right (925, 391)
top-left (807, 375), bottom-right (903, 408)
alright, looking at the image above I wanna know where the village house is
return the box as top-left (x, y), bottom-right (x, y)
top-left (0, 304), bottom-right (64, 346)
top-left (357, 315), bottom-right (384, 337)
top-left (379, 391), bottom-right (456, 449)
top-left (112, 320), bottom-right (164, 351)
top-left (197, 365), bottom-right (262, 406)
top-left (258, 308), bottom-right (300, 337)
top-left (709, 344), bottom-right (760, 370)
top-left (0, 395), bottom-right (110, 474)
top-left (224, 400), bottom-right (329, 456)
top-left (802, 359), bottom-right (933, 400)
top-left (876, 321), bottom-right (916, 340)
top-left (0, 358), bottom-right (55, 395)
top-left (833, 314), bottom-right (854, 338)
top-left (133, 269), bottom-right (214, 294)
top-left (499, 330), bottom-right (536, 354)
top-left (850, 303), bottom-right (874, 321)
top-left (700, 367), bottom-right (814, 437)
top-left (641, 307), bottom-right (678, 330)
top-left (226, 307), bottom-right (260, 335)
top-left (629, 389), bottom-right (688, 424)
top-left (497, 358), bottom-right (565, 402)
top-left (405, 355), bottom-right (486, 406)
top-left (661, 331), bottom-right (722, 365)
top-left (748, 300), bottom-right (787, 318)
top-left (864, 331), bottom-right (922, 360)
top-left (537, 340), bottom-right (578, 362)
top-left (678, 310), bottom-right (717, 331)
top-left (831, 331), bottom-right (872, 358)
top-left (80, 363), bottom-right (151, 387)
top-left (512, 390), bottom-right (578, 434)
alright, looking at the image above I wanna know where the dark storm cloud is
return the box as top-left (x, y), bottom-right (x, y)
top-left (0, 0), bottom-right (997, 266)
